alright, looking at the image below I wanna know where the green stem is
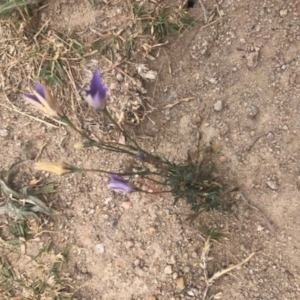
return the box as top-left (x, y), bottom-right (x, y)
top-left (61, 115), bottom-right (138, 156)
top-left (61, 115), bottom-right (91, 141)
top-left (103, 108), bottom-right (162, 162)
top-left (103, 107), bottom-right (141, 150)
top-left (72, 167), bottom-right (160, 177)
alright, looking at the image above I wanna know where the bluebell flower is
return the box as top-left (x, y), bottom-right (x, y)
top-left (84, 70), bottom-right (107, 109)
top-left (24, 83), bottom-right (63, 117)
top-left (108, 174), bottom-right (134, 194)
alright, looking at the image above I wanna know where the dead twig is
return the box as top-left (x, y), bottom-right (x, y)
top-left (246, 133), bottom-right (265, 152)
top-left (208, 251), bottom-right (256, 284)
top-left (198, 0), bottom-right (208, 24)
top-left (162, 97), bottom-right (194, 109)
top-left (201, 236), bottom-right (257, 300)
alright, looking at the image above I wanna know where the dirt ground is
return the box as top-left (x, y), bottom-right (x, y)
top-left (1, 0), bottom-right (300, 299)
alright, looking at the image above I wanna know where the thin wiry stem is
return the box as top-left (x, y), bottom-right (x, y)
top-left (73, 167), bottom-right (162, 177)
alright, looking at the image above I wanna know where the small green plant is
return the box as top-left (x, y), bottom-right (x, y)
top-left (39, 60), bottom-right (65, 87)
top-left (199, 225), bottom-right (226, 241)
top-left (0, 161), bottom-right (59, 219)
top-left (148, 8), bottom-right (194, 40)
top-left (0, 257), bottom-right (15, 294)
top-left (91, 34), bottom-right (123, 58)
top-left (125, 37), bottom-right (138, 58)
top-left (0, 0), bottom-right (32, 16)
top-left (132, 3), bottom-right (147, 19)
top-left (6, 221), bottom-right (32, 244)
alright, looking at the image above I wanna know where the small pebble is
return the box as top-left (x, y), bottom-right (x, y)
top-left (209, 77), bottom-right (217, 84)
top-left (148, 227), bottom-right (156, 235)
top-left (246, 105), bottom-right (259, 118)
top-left (279, 9), bottom-right (287, 17)
top-left (0, 129), bottom-right (8, 137)
top-left (121, 201), bottom-right (132, 210)
top-left (172, 272), bottom-right (178, 280)
top-left (176, 277), bottom-right (185, 290)
top-left (219, 156), bottom-right (227, 163)
top-left (147, 296), bottom-right (157, 300)
top-left (214, 100), bottom-right (223, 112)
top-left (134, 259), bottom-right (140, 266)
top-left (116, 73), bottom-right (123, 81)
top-left (282, 124), bottom-right (289, 131)
top-left (183, 266), bottom-right (190, 273)
top-left (96, 243), bottom-right (105, 254)
top-left (266, 131), bottom-right (275, 141)
top-left (267, 180), bottom-right (279, 190)
top-left (164, 265), bottom-right (173, 275)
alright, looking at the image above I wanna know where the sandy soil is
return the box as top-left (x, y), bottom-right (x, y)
top-left (1, 0), bottom-right (300, 299)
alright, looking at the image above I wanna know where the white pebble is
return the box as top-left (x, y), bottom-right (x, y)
top-left (164, 265), bottom-right (173, 275)
top-left (96, 243), bottom-right (105, 254)
top-left (0, 129), bottom-right (8, 137)
top-left (214, 100), bottom-right (223, 112)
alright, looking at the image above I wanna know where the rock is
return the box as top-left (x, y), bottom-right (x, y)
top-left (282, 124), bottom-right (289, 131)
top-left (164, 265), bottom-right (173, 275)
top-left (219, 156), bottom-right (227, 163)
top-left (148, 227), bottom-right (156, 235)
top-left (187, 288), bottom-right (199, 296)
top-left (96, 243), bottom-right (105, 254)
top-left (134, 259), bottom-right (140, 266)
top-left (0, 129), bottom-right (8, 137)
top-left (121, 201), bottom-right (132, 210)
top-left (147, 296), bottom-right (157, 300)
top-left (176, 277), bottom-right (185, 290)
top-left (116, 73), bottom-right (123, 81)
top-left (279, 9), bottom-right (288, 17)
top-left (214, 100), bottom-right (223, 111)
top-left (172, 272), bottom-right (178, 279)
top-left (183, 266), bottom-right (190, 273)
top-left (267, 180), bottom-right (278, 190)
top-left (246, 105), bottom-right (259, 118)
top-left (266, 132), bottom-right (275, 141)
top-left (209, 77), bottom-right (217, 84)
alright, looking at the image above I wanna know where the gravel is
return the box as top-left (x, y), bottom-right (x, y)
top-left (0, 129), bottom-right (8, 137)
top-left (164, 265), bottom-right (173, 275)
top-left (214, 100), bottom-right (223, 111)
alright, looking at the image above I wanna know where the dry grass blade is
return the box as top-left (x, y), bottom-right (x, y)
top-left (201, 235), bottom-right (257, 300)
top-left (208, 251), bottom-right (256, 284)
top-left (162, 97), bottom-right (194, 109)
top-left (198, 0), bottom-right (208, 23)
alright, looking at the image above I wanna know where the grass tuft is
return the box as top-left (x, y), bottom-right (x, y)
top-left (147, 8), bottom-right (194, 41)
top-left (0, 0), bottom-right (32, 17)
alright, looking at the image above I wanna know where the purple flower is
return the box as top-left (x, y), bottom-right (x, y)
top-left (84, 70), bottom-right (107, 109)
top-left (24, 83), bottom-right (63, 117)
top-left (25, 83), bottom-right (45, 101)
top-left (108, 175), bottom-right (134, 194)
